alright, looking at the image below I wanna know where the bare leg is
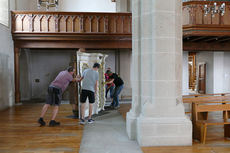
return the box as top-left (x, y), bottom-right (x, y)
top-left (80, 103), bottom-right (86, 119)
top-left (89, 104), bottom-right (93, 119)
top-left (51, 106), bottom-right (59, 120)
top-left (40, 104), bottom-right (50, 118)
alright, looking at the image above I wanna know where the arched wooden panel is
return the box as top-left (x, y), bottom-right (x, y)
top-left (15, 16), bottom-right (22, 32)
top-left (91, 16), bottom-right (97, 32)
top-left (108, 16), bottom-right (115, 33)
top-left (84, 16), bottom-right (91, 33)
top-left (116, 16), bottom-right (123, 33)
top-left (23, 15), bottom-right (30, 32)
top-left (66, 16), bottom-right (73, 32)
top-left (49, 16), bottom-right (55, 32)
top-left (41, 16), bottom-right (47, 32)
top-left (123, 16), bottom-right (130, 33)
top-left (59, 16), bottom-right (66, 32)
top-left (99, 16), bottom-right (104, 33)
top-left (33, 15), bottom-right (42, 32)
top-left (74, 16), bottom-right (80, 33)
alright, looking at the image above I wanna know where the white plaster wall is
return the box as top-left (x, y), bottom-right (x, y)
top-left (196, 52), bottom-right (214, 94)
top-left (213, 52), bottom-right (225, 93)
top-left (0, 0), bottom-right (15, 110)
top-left (116, 0), bottom-right (131, 12)
top-left (116, 0), bottom-right (127, 12)
top-left (20, 49), bottom-right (75, 101)
top-left (127, 0), bottom-right (131, 12)
top-left (0, 0), bottom-right (9, 26)
top-left (19, 49), bottom-right (32, 101)
top-left (16, 0), bottom-right (116, 12)
top-left (182, 51), bottom-right (189, 95)
top-left (223, 52), bottom-right (230, 92)
top-left (119, 49), bottom-right (132, 99)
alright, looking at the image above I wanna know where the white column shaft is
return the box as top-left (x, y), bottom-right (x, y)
top-left (127, 0), bottom-right (192, 146)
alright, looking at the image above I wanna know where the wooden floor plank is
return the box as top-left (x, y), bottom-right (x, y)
top-left (118, 104), bottom-right (230, 153)
top-left (1, 103), bottom-right (230, 153)
top-left (0, 104), bottom-right (83, 153)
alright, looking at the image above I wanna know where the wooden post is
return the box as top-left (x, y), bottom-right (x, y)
top-left (14, 47), bottom-right (20, 103)
top-left (74, 55), bottom-right (79, 111)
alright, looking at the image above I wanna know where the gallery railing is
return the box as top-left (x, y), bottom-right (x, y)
top-left (11, 11), bottom-right (132, 35)
top-left (183, 1), bottom-right (230, 36)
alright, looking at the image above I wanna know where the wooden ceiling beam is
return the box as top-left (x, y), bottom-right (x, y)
top-left (14, 40), bottom-right (132, 49)
top-left (219, 37), bottom-right (230, 42)
top-left (183, 41), bottom-right (230, 51)
top-left (189, 36), bottom-right (207, 42)
top-left (203, 37), bottom-right (220, 42)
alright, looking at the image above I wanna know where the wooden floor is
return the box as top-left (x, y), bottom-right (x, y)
top-left (1, 103), bottom-right (230, 153)
top-left (118, 104), bottom-right (230, 153)
top-left (0, 104), bottom-right (83, 153)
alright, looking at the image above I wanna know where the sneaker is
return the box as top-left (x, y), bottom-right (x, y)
top-left (38, 118), bottom-right (46, 126)
top-left (49, 120), bottom-right (60, 127)
top-left (115, 105), bottom-right (120, 109)
top-left (79, 118), bottom-right (85, 125)
top-left (88, 118), bottom-right (95, 124)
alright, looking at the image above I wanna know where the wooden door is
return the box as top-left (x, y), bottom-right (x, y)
top-left (198, 63), bottom-right (206, 94)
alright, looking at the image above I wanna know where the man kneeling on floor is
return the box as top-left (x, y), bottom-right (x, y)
top-left (38, 66), bottom-right (76, 127)
top-left (78, 63), bottom-right (100, 125)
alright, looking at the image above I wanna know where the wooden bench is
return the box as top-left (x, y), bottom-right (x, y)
top-left (183, 93), bottom-right (230, 98)
top-left (183, 94), bottom-right (230, 115)
top-left (193, 102), bottom-right (230, 144)
top-left (183, 95), bottom-right (230, 104)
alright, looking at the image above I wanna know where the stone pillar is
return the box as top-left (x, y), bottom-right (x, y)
top-left (126, 0), bottom-right (192, 146)
top-left (126, 0), bottom-right (141, 140)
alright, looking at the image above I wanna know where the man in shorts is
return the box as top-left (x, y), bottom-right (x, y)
top-left (78, 63), bottom-right (100, 124)
top-left (38, 66), bottom-right (76, 127)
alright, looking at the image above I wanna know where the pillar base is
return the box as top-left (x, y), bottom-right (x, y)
top-left (136, 115), bottom-right (192, 146)
top-left (126, 110), bottom-right (138, 140)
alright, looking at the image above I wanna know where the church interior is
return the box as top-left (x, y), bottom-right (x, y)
top-left (1, 0), bottom-right (230, 153)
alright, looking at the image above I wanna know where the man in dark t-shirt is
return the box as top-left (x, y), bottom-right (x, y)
top-left (107, 71), bottom-right (124, 108)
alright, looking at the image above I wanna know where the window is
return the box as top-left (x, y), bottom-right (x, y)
top-left (0, 0), bottom-right (9, 27)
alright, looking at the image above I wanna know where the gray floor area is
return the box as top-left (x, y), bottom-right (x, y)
top-left (79, 109), bottom-right (143, 153)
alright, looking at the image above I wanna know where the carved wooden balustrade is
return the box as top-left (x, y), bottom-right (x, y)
top-left (11, 11), bottom-right (132, 34)
top-left (11, 11), bottom-right (132, 49)
top-left (183, 1), bottom-right (230, 36)
top-left (183, 1), bottom-right (230, 51)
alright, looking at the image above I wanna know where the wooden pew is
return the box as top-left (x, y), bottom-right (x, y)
top-left (193, 102), bottom-right (230, 144)
top-left (183, 93), bottom-right (230, 98)
top-left (183, 94), bottom-right (230, 116)
top-left (183, 96), bottom-right (230, 103)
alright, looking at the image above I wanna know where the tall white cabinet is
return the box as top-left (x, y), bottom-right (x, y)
top-left (77, 52), bottom-right (108, 117)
